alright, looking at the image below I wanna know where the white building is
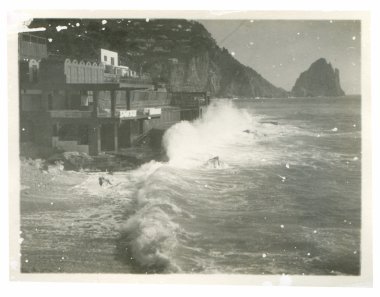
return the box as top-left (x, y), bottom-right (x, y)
top-left (99, 48), bottom-right (141, 78)
top-left (100, 48), bottom-right (119, 66)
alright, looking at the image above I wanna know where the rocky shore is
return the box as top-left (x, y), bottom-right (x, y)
top-left (20, 142), bottom-right (165, 173)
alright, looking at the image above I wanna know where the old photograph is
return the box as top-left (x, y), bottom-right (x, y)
top-left (12, 13), bottom-right (370, 284)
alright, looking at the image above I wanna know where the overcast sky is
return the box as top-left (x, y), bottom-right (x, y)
top-left (199, 20), bottom-right (361, 94)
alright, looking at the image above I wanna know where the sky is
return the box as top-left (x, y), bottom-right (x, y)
top-left (200, 20), bottom-right (361, 94)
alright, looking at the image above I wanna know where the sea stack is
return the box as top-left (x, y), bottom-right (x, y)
top-left (291, 58), bottom-right (345, 97)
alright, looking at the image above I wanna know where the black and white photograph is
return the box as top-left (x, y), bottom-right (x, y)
top-left (9, 10), bottom-right (372, 286)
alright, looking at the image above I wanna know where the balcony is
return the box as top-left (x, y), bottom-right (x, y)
top-left (49, 110), bottom-right (92, 118)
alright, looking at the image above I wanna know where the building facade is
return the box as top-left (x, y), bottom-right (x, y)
top-left (19, 34), bottom-right (209, 156)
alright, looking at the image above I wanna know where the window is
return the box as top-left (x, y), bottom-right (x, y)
top-left (104, 55), bottom-right (107, 62)
top-left (80, 95), bottom-right (89, 107)
top-left (80, 90), bottom-right (92, 107)
top-left (87, 91), bottom-right (94, 103)
top-left (111, 57), bottom-right (115, 66)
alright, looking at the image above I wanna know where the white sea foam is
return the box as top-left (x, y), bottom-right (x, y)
top-left (163, 100), bottom-right (253, 168)
top-left (120, 206), bottom-right (180, 272)
top-left (114, 161), bottom-right (186, 272)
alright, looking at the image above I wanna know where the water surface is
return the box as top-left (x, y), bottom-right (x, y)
top-left (20, 96), bottom-right (361, 275)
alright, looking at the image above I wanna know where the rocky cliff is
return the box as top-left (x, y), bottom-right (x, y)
top-left (27, 18), bottom-right (287, 98)
top-left (291, 58), bottom-right (345, 97)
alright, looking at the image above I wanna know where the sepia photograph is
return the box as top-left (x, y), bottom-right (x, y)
top-left (8, 10), bottom-right (372, 286)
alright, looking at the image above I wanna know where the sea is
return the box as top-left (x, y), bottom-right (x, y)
top-left (20, 96), bottom-right (361, 275)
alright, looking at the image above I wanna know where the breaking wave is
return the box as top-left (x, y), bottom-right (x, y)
top-left (116, 100), bottom-right (259, 272)
top-left (163, 100), bottom-right (253, 168)
top-left (99, 100), bottom-right (316, 272)
top-left (69, 100), bottom-right (317, 272)
top-left (114, 161), bottom-right (181, 273)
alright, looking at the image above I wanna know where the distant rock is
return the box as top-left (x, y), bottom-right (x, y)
top-left (291, 58), bottom-right (345, 97)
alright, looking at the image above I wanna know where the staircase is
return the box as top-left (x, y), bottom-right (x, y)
top-left (132, 130), bottom-right (151, 147)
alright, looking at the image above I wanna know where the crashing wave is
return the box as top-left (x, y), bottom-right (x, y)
top-left (119, 205), bottom-right (180, 273)
top-left (115, 161), bottom-right (183, 273)
top-left (163, 100), bottom-right (252, 168)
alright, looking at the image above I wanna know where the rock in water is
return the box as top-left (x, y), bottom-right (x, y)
top-left (206, 156), bottom-right (221, 168)
top-left (205, 156), bottom-right (227, 169)
top-left (291, 58), bottom-right (345, 97)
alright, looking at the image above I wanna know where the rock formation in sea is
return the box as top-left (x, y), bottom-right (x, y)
top-left (27, 18), bottom-right (288, 98)
top-left (291, 58), bottom-right (345, 97)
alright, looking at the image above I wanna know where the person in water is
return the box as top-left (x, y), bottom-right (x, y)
top-left (99, 176), bottom-right (112, 186)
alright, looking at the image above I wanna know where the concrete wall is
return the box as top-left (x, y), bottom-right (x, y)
top-left (52, 137), bottom-right (89, 154)
top-left (143, 107), bottom-right (181, 131)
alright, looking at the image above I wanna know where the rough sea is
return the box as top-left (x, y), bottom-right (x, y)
top-left (20, 97), bottom-right (361, 275)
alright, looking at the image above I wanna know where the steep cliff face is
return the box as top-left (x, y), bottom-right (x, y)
top-left (28, 18), bottom-right (287, 98)
top-left (291, 58), bottom-right (345, 97)
top-left (166, 51), bottom-right (286, 97)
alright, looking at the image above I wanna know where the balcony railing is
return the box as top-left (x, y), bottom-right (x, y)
top-left (48, 108), bottom-right (161, 119)
top-left (103, 73), bottom-right (153, 84)
top-left (119, 76), bottom-right (153, 84)
top-left (171, 97), bottom-right (207, 107)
